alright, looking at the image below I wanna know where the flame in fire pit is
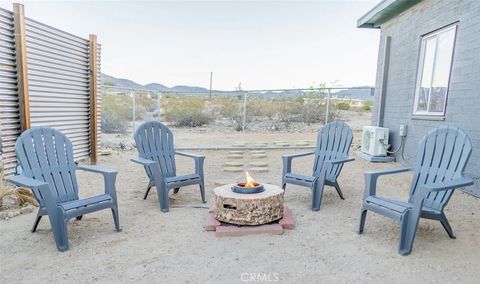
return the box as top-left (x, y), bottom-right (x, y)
top-left (244, 171), bottom-right (256, 188)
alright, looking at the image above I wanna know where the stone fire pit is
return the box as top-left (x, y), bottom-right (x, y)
top-left (214, 183), bottom-right (284, 225)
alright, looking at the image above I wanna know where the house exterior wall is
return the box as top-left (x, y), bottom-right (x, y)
top-left (372, 0), bottom-right (480, 196)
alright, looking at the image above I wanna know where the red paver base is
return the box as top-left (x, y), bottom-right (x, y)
top-left (278, 205), bottom-right (294, 229)
top-left (216, 223), bottom-right (283, 237)
top-left (205, 205), bottom-right (294, 236)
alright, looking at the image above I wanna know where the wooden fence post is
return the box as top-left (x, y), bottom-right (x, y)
top-left (13, 3), bottom-right (31, 131)
top-left (89, 34), bottom-right (98, 164)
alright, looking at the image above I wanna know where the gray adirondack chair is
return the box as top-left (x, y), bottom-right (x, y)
top-left (131, 121), bottom-right (206, 212)
top-left (7, 127), bottom-right (121, 252)
top-left (358, 126), bottom-right (474, 255)
top-left (282, 121), bottom-right (354, 211)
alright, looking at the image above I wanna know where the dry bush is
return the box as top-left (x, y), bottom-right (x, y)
top-left (164, 97), bottom-right (212, 127)
top-left (218, 98), bottom-right (247, 131)
top-left (0, 167), bottom-right (38, 210)
top-left (101, 93), bottom-right (130, 134)
top-left (135, 93), bottom-right (158, 120)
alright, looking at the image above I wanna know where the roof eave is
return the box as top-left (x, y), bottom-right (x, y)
top-left (357, 0), bottom-right (422, 29)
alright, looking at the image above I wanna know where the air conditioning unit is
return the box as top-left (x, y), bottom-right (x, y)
top-left (361, 126), bottom-right (389, 157)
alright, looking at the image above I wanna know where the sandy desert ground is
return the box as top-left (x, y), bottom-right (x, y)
top-left (1, 122), bottom-right (480, 283)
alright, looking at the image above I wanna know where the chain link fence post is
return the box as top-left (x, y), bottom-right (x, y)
top-left (131, 91), bottom-right (136, 135)
top-left (242, 91), bottom-right (247, 132)
top-left (157, 91), bottom-right (161, 121)
top-left (325, 88), bottom-right (331, 124)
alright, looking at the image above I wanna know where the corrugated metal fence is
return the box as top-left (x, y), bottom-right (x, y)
top-left (0, 6), bottom-right (100, 175)
top-left (0, 8), bottom-right (21, 175)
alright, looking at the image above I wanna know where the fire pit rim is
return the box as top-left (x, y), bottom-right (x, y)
top-left (231, 182), bottom-right (265, 194)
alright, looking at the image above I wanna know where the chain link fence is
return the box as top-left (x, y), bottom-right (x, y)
top-left (100, 85), bottom-right (374, 148)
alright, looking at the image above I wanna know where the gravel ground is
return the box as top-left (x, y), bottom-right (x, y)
top-left (1, 129), bottom-right (479, 284)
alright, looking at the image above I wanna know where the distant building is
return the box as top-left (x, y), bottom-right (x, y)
top-left (358, 0), bottom-right (479, 196)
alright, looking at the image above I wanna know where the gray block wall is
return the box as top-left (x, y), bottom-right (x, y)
top-left (372, 0), bottom-right (480, 196)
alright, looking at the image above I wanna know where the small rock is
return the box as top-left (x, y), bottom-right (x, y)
top-left (119, 142), bottom-right (128, 151)
top-left (20, 205), bottom-right (34, 215)
top-left (1, 194), bottom-right (20, 210)
top-left (100, 149), bottom-right (113, 156)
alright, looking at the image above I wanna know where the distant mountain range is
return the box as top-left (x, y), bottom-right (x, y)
top-left (101, 73), bottom-right (374, 101)
top-left (102, 73), bottom-right (210, 93)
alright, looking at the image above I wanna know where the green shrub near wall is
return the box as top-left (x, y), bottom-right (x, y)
top-left (362, 101), bottom-right (373, 111)
top-left (336, 102), bottom-right (351, 110)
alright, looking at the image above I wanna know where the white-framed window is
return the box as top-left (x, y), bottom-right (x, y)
top-left (413, 24), bottom-right (457, 116)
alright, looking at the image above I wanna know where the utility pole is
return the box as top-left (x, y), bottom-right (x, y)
top-left (209, 72), bottom-right (213, 100)
top-left (131, 92), bottom-right (136, 135)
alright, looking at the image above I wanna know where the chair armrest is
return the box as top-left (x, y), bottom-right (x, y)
top-left (77, 165), bottom-right (117, 175)
top-left (7, 174), bottom-right (48, 188)
top-left (282, 152), bottom-right (314, 160)
top-left (282, 152), bottom-right (314, 177)
top-left (175, 151), bottom-right (205, 160)
top-left (363, 167), bottom-right (413, 198)
top-left (176, 151), bottom-right (205, 175)
top-left (77, 165), bottom-right (118, 197)
top-left (7, 175), bottom-right (55, 208)
top-left (365, 167), bottom-right (412, 178)
top-left (131, 156), bottom-right (157, 166)
top-left (325, 156), bottom-right (355, 165)
top-left (419, 177), bottom-right (474, 192)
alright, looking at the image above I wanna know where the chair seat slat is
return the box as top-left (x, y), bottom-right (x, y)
top-left (59, 194), bottom-right (112, 211)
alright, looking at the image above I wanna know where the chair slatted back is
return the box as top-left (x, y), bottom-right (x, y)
top-left (409, 126), bottom-right (472, 210)
top-left (313, 121), bottom-right (353, 180)
top-left (15, 127), bottom-right (79, 207)
top-left (134, 121), bottom-right (176, 178)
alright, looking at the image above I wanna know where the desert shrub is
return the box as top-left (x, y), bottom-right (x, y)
top-left (362, 101), bottom-right (373, 111)
top-left (326, 107), bottom-right (341, 122)
top-left (247, 98), bottom-right (278, 119)
top-left (102, 112), bottom-right (128, 134)
top-left (164, 98), bottom-right (212, 127)
top-left (301, 100), bottom-right (325, 125)
top-left (135, 93), bottom-right (158, 120)
top-left (274, 99), bottom-right (302, 127)
top-left (218, 98), bottom-right (247, 131)
top-left (101, 93), bottom-right (130, 134)
top-left (336, 102), bottom-right (351, 111)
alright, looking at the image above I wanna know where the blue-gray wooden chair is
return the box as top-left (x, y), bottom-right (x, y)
top-left (358, 126), bottom-right (474, 255)
top-left (131, 121), bottom-right (206, 212)
top-left (7, 127), bottom-right (121, 252)
top-left (282, 121), bottom-right (354, 211)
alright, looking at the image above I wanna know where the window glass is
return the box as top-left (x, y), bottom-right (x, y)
top-left (414, 25), bottom-right (456, 116)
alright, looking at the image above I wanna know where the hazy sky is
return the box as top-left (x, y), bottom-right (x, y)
top-left (2, 0), bottom-right (380, 90)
